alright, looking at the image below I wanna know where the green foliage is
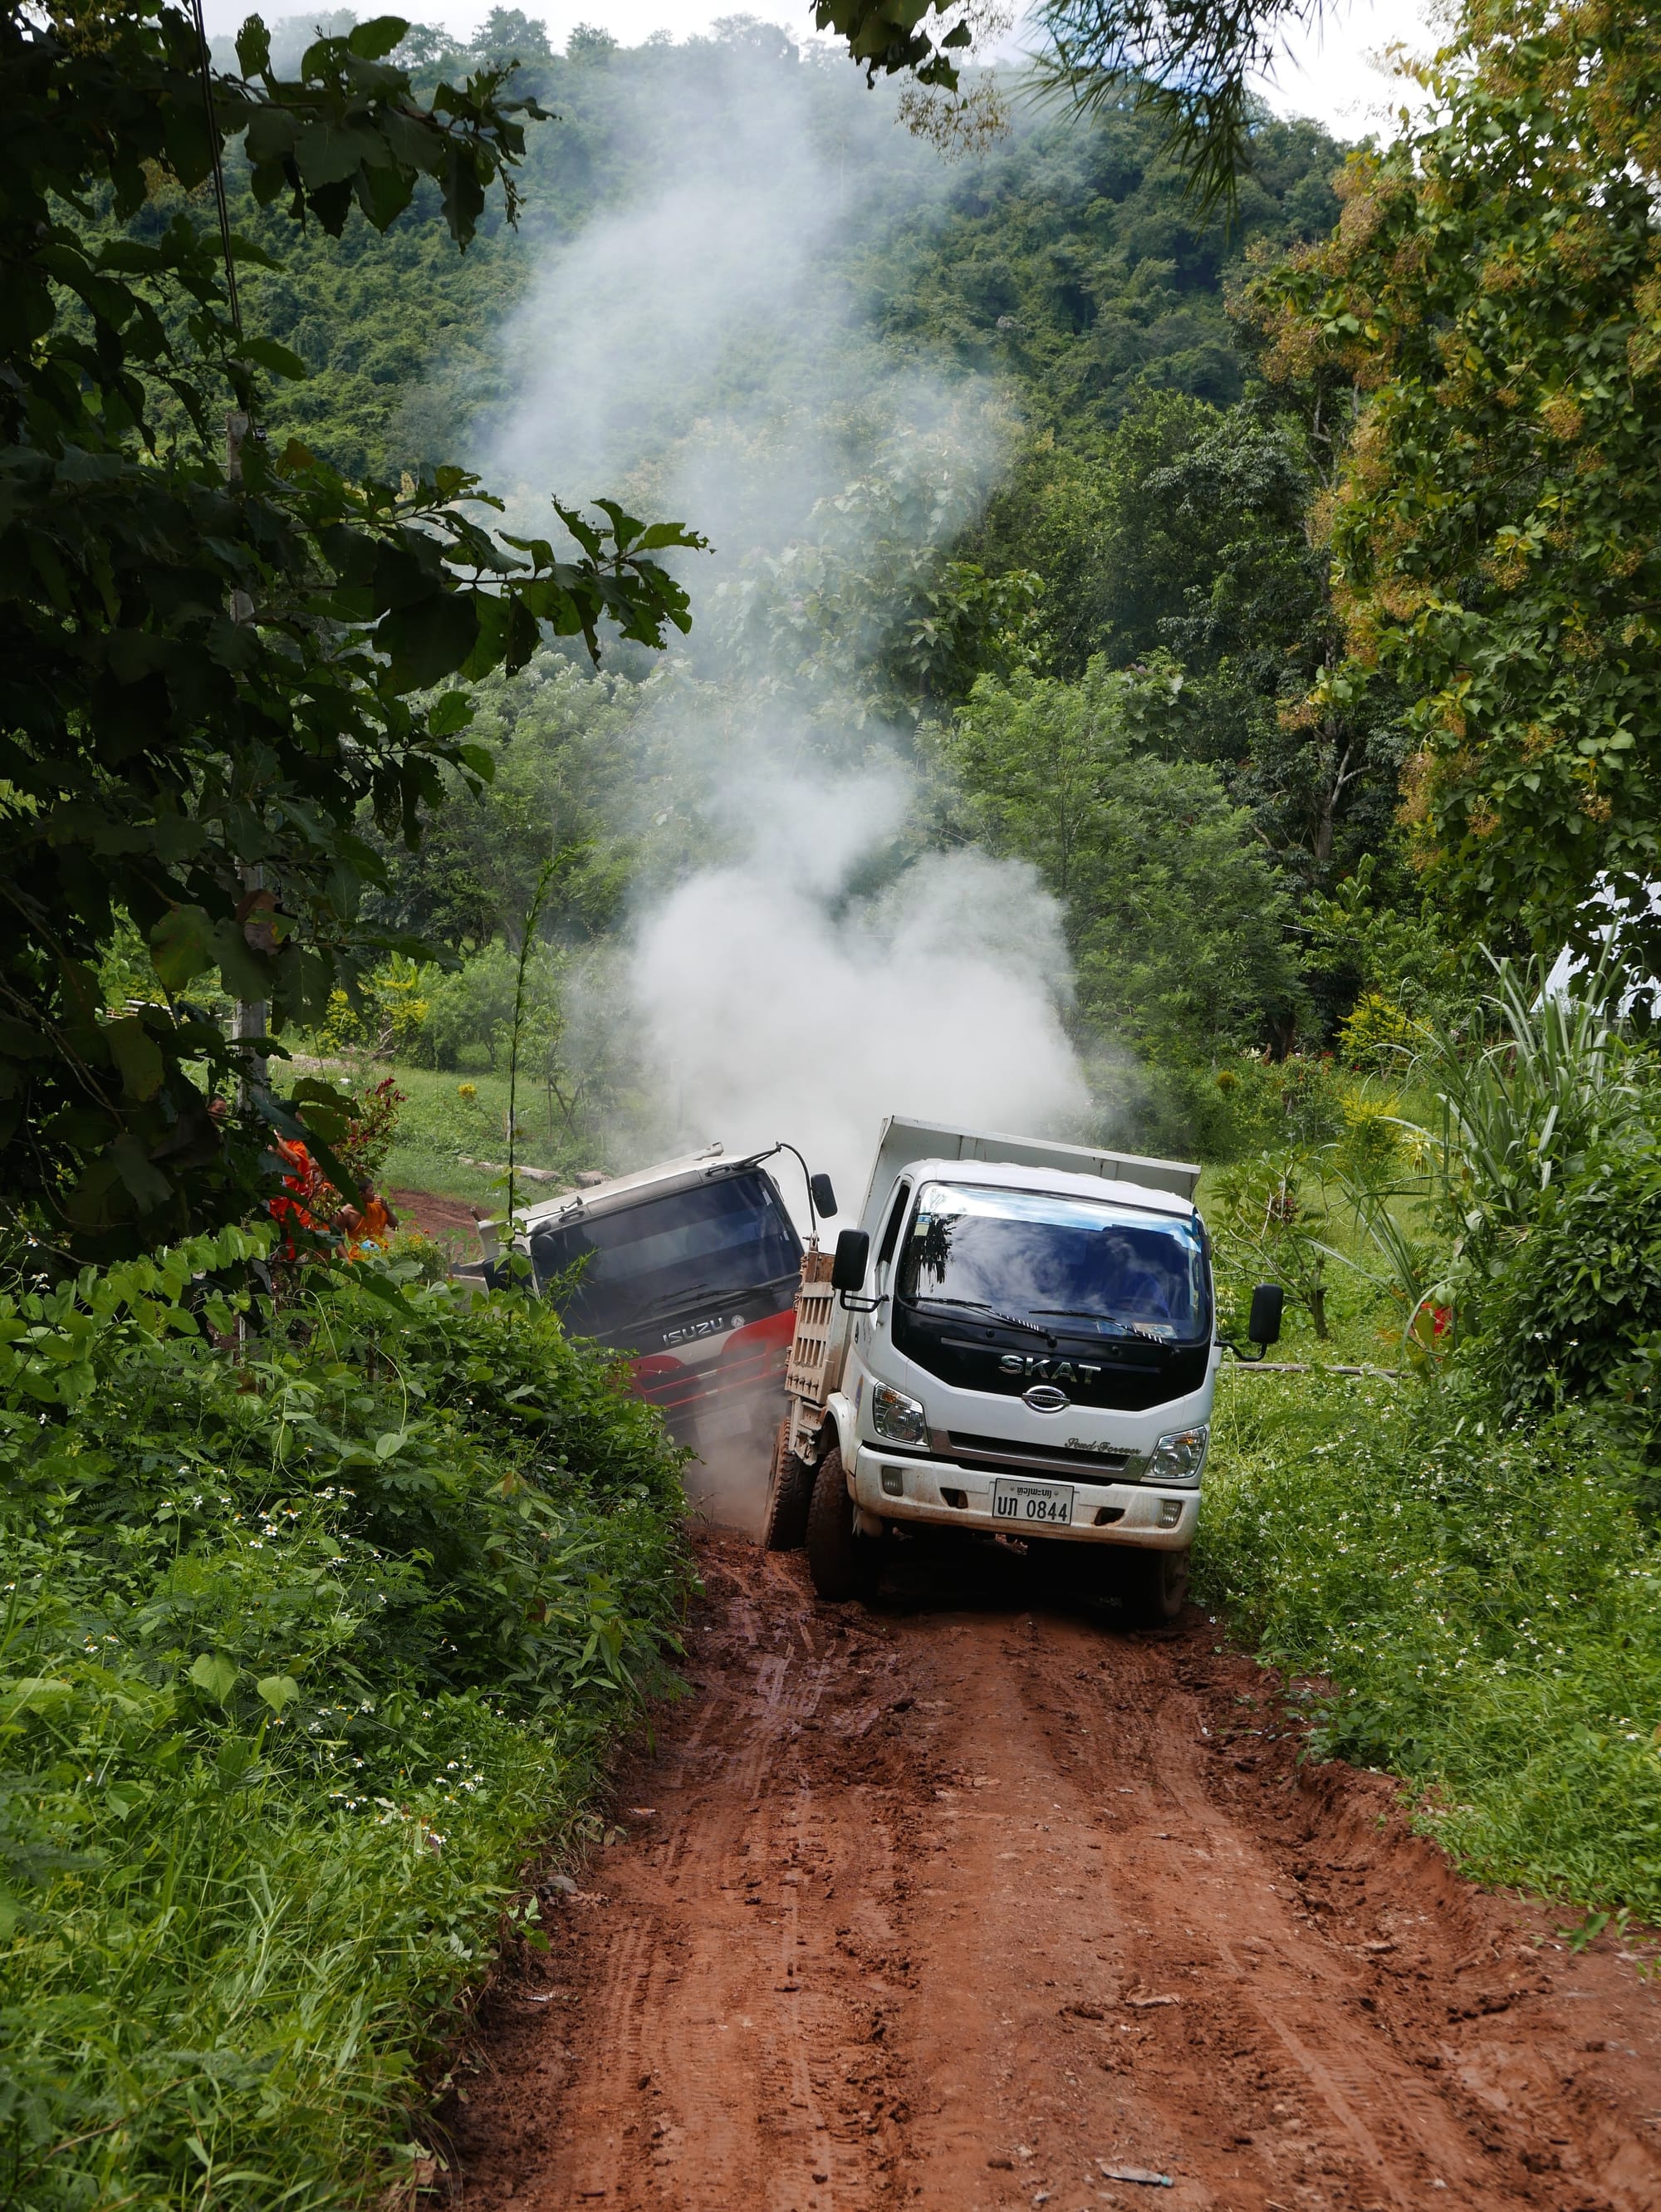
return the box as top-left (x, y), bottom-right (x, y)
top-left (1210, 1147), bottom-right (1334, 1337)
top-left (311, 956), bottom-right (434, 1062)
top-left (1262, 4), bottom-right (1661, 963)
top-left (963, 385), bottom-right (1407, 984)
top-left (1370, 954), bottom-right (1661, 1431)
top-left (1407, 957), bottom-right (1651, 1326)
top-left (1203, 1367), bottom-right (1661, 1922)
top-left (1303, 854), bottom-right (1470, 1032)
top-left (941, 659), bottom-right (1305, 1063)
top-left (0, 1233), bottom-right (688, 2207)
top-left (708, 410), bottom-right (1047, 724)
top-left (1482, 1140), bottom-right (1661, 1436)
top-left (359, 658), bottom-right (654, 955)
top-left (1, 5), bottom-right (702, 1260)
top-left (411, 942), bottom-right (556, 1072)
top-left (863, 117), bottom-right (1341, 446)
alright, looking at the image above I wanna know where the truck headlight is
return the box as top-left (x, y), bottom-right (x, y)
top-left (1149, 1425), bottom-right (1208, 1486)
top-left (870, 1381), bottom-right (927, 1445)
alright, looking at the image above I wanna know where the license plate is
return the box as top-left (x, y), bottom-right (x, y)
top-left (991, 1479), bottom-right (1075, 1527)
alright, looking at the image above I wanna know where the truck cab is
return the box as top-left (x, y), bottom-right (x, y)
top-left (492, 1145), bottom-right (806, 1459)
top-left (771, 1118), bottom-right (1270, 1623)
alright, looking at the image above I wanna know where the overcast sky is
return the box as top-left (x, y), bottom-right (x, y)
top-left (197, 0), bottom-right (1439, 140)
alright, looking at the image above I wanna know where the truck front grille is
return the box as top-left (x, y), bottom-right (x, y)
top-left (942, 1432), bottom-right (1139, 1484)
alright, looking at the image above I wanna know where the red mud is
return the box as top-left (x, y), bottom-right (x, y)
top-left (388, 1189), bottom-right (484, 1255)
top-left (443, 1533), bottom-right (1661, 2211)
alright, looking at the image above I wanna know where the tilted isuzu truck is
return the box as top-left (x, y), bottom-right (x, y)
top-left (762, 1117), bottom-right (1281, 1624)
top-left (484, 1142), bottom-right (835, 1463)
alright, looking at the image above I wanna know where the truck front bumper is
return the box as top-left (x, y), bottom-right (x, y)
top-left (850, 1444), bottom-right (1198, 1550)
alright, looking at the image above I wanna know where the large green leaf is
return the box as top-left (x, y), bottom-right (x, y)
top-left (149, 907), bottom-right (216, 991)
top-left (104, 1018), bottom-right (164, 1102)
top-left (380, 593), bottom-right (481, 693)
top-left (189, 1654), bottom-right (238, 1704)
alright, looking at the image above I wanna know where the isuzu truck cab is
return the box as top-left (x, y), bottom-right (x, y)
top-left (765, 1117), bottom-right (1281, 1623)
top-left (486, 1144), bottom-right (823, 1462)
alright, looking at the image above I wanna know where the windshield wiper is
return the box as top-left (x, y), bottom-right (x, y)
top-left (914, 1297), bottom-right (1056, 1345)
top-left (640, 1280), bottom-right (723, 1318)
top-left (1033, 1307), bottom-right (1171, 1344)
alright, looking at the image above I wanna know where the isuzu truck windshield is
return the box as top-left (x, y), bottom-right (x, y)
top-left (532, 1171), bottom-right (800, 1342)
top-left (895, 1181), bottom-right (1210, 1343)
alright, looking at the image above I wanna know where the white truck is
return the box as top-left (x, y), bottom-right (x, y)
top-left (763, 1116), bottom-right (1282, 1623)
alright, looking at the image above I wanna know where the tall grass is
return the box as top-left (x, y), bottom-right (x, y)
top-left (1202, 1368), bottom-right (1661, 1921)
top-left (0, 1235), bottom-right (690, 2209)
top-left (1201, 961), bottom-right (1661, 1925)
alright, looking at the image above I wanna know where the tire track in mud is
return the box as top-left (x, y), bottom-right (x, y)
top-left (447, 1534), bottom-right (1661, 2212)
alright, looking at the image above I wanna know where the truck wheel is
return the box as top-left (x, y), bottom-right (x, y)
top-left (761, 1420), bottom-right (813, 1552)
top-left (805, 1444), bottom-right (876, 1601)
top-left (1120, 1545), bottom-right (1192, 1628)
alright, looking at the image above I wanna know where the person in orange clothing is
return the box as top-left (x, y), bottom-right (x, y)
top-left (336, 1191), bottom-right (399, 1253)
top-left (268, 1134), bottom-right (328, 1251)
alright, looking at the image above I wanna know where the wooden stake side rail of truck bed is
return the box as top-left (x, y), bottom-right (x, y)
top-left (784, 1248), bottom-right (839, 1464)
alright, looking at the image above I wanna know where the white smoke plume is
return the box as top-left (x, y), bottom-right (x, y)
top-left (632, 762), bottom-right (1089, 1223)
top-left (477, 27), bottom-right (1090, 1521)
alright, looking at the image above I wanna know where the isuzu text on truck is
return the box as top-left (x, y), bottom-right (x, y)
top-left (763, 1118), bottom-right (1281, 1623)
top-left (484, 1142), bottom-right (835, 1464)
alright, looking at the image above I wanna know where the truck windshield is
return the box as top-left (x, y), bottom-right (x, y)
top-left (530, 1171), bottom-right (801, 1341)
top-left (895, 1181), bottom-right (1208, 1343)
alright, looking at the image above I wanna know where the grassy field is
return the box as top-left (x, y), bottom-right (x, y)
top-left (301, 1059), bottom-right (610, 1214)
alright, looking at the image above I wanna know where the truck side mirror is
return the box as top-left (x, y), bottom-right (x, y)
top-left (830, 1227), bottom-right (870, 1293)
top-left (1247, 1283), bottom-right (1284, 1348)
top-left (809, 1172), bottom-right (837, 1219)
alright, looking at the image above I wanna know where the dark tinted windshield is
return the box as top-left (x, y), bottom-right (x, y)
top-left (895, 1181), bottom-right (1208, 1342)
top-left (531, 1170), bottom-right (801, 1341)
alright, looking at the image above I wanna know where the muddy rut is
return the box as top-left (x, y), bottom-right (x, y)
top-left (447, 1535), bottom-right (1661, 2212)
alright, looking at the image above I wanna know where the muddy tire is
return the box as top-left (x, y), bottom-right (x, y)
top-left (1119, 1544), bottom-right (1191, 1627)
top-left (761, 1419), bottom-right (814, 1552)
top-left (805, 1444), bottom-right (877, 1601)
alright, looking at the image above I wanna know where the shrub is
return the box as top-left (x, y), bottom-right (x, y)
top-left (1409, 954), bottom-right (1651, 1312)
top-left (311, 955), bottom-right (434, 1061)
top-left (1338, 988), bottom-right (1426, 1072)
top-left (1203, 1366), bottom-right (1661, 1921)
top-left (1481, 1137), bottom-right (1661, 1434)
top-left (0, 1230), bottom-right (689, 2209)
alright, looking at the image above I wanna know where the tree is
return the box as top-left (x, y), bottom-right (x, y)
top-left (938, 659), bottom-right (1306, 1059)
top-left (1261, 2), bottom-right (1661, 971)
top-left (968, 386), bottom-right (1405, 937)
top-left (1138, 403), bottom-right (1408, 898)
top-left (0, 6), bottom-right (700, 1258)
top-left (477, 9), bottom-right (555, 63)
top-left (816, 0), bottom-right (1332, 204)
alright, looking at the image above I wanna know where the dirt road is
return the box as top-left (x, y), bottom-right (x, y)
top-left (448, 1534), bottom-right (1661, 2212)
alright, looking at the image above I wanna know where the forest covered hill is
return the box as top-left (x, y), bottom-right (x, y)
top-left (218, 23), bottom-right (1343, 490)
top-left (179, 12), bottom-right (1368, 1159)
